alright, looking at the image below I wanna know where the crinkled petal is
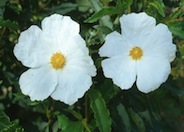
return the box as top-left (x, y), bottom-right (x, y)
top-left (101, 56), bottom-right (136, 89)
top-left (99, 31), bottom-right (131, 57)
top-left (14, 26), bottom-right (51, 68)
top-left (143, 24), bottom-right (176, 62)
top-left (136, 56), bottom-right (171, 93)
top-left (41, 14), bottom-right (79, 47)
top-left (120, 12), bottom-right (156, 45)
top-left (19, 65), bottom-right (57, 101)
top-left (51, 67), bottom-right (92, 105)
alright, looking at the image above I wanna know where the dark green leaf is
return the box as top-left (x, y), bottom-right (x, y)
top-left (1, 120), bottom-right (19, 132)
top-left (0, 0), bottom-right (7, 7)
top-left (0, 0), bottom-right (7, 16)
top-left (0, 111), bottom-right (10, 129)
top-left (98, 80), bottom-right (120, 103)
top-left (0, 17), bottom-right (19, 30)
top-left (0, 112), bottom-right (22, 132)
top-left (117, 104), bottom-right (131, 132)
top-left (89, 89), bottom-right (111, 132)
top-left (139, 110), bottom-right (152, 125)
top-left (129, 108), bottom-right (145, 132)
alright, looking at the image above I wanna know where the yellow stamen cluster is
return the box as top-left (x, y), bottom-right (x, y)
top-left (50, 52), bottom-right (65, 69)
top-left (129, 46), bottom-right (143, 60)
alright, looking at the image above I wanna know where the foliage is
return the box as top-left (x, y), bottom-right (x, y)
top-left (0, 0), bottom-right (184, 131)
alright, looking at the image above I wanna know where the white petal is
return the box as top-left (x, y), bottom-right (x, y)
top-left (136, 56), bottom-right (171, 93)
top-left (143, 24), bottom-right (176, 62)
top-left (101, 56), bottom-right (136, 89)
top-left (66, 55), bottom-right (96, 77)
top-left (61, 35), bottom-right (96, 77)
top-left (14, 26), bottom-right (50, 68)
top-left (60, 35), bottom-right (88, 57)
top-left (120, 12), bottom-right (156, 45)
top-left (19, 65), bottom-right (57, 101)
top-left (51, 67), bottom-right (92, 105)
top-left (99, 31), bottom-right (131, 57)
top-left (41, 14), bottom-right (79, 46)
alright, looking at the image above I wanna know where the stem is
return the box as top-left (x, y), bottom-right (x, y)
top-left (85, 93), bottom-right (89, 122)
top-left (84, 92), bottom-right (92, 132)
top-left (127, 5), bottom-right (131, 13)
top-left (82, 118), bottom-right (91, 132)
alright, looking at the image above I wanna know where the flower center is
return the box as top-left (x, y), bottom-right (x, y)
top-left (129, 46), bottom-right (143, 60)
top-left (50, 52), bottom-right (65, 69)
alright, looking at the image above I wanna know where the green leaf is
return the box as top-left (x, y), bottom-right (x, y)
top-left (63, 121), bottom-right (83, 132)
top-left (167, 6), bottom-right (183, 20)
top-left (93, 25), bottom-right (112, 35)
top-left (117, 104), bottom-right (131, 132)
top-left (0, 0), bottom-right (7, 7)
top-left (129, 108), bottom-right (145, 132)
top-left (139, 110), bottom-right (152, 125)
top-left (88, 0), bottom-right (113, 29)
top-left (85, 7), bottom-right (119, 23)
top-left (98, 80), bottom-right (120, 103)
top-left (76, 0), bottom-right (91, 12)
top-left (0, 17), bottom-right (19, 30)
top-left (0, 111), bottom-right (10, 129)
top-left (89, 89), bottom-right (111, 132)
top-left (57, 114), bottom-right (70, 131)
top-left (168, 22), bottom-right (184, 39)
top-left (0, 111), bottom-right (23, 131)
top-left (58, 114), bottom-right (83, 132)
top-left (1, 120), bottom-right (20, 132)
top-left (149, 0), bottom-right (165, 17)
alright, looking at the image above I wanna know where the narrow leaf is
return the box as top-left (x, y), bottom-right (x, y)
top-left (89, 0), bottom-right (113, 29)
top-left (117, 104), bottom-right (131, 132)
top-left (168, 22), bottom-right (184, 39)
top-left (85, 7), bottom-right (119, 23)
top-left (149, 1), bottom-right (165, 17)
top-left (129, 108), bottom-right (145, 132)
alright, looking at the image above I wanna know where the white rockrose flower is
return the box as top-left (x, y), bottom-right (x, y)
top-left (14, 14), bottom-right (96, 105)
top-left (99, 12), bottom-right (176, 93)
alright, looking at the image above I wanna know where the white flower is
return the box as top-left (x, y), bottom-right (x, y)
top-left (99, 12), bottom-right (176, 93)
top-left (14, 14), bottom-right (96, 105)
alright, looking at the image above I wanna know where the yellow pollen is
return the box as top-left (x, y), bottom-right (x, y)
top-left (129, 46), bottom-right (143, 60)
top-left (50, 52), bottom-right (65, 69)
